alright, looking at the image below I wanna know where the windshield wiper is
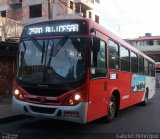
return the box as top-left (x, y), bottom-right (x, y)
top-left (41, 40), bottom-right (45, 64)
top-left (28, 37), bottom-right (45, 64)
top-left (30, 37), bottom-right (43, 51)
top-left (47, 36), bottom-right (68, 67)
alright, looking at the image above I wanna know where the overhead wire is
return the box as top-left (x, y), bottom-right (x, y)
top-left (8, 0), bottom-right (159, 39)
top-left (108, 0), bottom-right (137, 37)
top-left (135, 0), bottom-right (157, 33)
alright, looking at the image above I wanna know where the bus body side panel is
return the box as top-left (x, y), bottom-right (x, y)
top-left (129, 74), bottom-right (155, 105)
top-left (86, 79), bottom-right (108, 123)
top-left (130, 74), bottom-right (145, 105)
top-left (130, 92), bottom-right (144, 105)
top-left (108, 70), bottom-right (131, 110)
top-left (143, 76), bottom-right (155, 100)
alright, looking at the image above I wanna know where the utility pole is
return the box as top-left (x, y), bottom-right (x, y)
top-left (53, 0), bottom-right (58, 18)
top-left (48, 0), bottom-right (53, 19)
top-left (48, 0), bottom-right (58, 19)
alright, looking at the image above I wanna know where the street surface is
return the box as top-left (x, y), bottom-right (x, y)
top-left (0, 89), bottom-right (160, 139)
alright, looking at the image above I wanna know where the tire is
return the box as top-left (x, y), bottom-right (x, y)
top-left (141, 90), bottom-right (148, 106)
top-left (104, 95), bottom-right (117, 122)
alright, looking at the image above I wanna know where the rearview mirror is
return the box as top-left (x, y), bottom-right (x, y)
top-left (92, 37), bottom-right (100, 53)
top-left (91, 37), bottom-right (100, 67)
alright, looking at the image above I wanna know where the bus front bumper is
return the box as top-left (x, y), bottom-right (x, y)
top-left (12, 96), bottom-right (88, 124)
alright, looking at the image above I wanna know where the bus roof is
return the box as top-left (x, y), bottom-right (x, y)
top-left (89, 19), bottom-right (155, 63)
top-left (24, 18), bottom-right (154, 63)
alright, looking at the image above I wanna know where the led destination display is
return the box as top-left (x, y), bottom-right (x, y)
top-left (22, 20), bottom-right (88, 37)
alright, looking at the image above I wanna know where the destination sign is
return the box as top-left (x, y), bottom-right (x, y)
top-left (22, 20), bottom-right (88, 37)
top-left (28, 24), bottom-right (79, 35)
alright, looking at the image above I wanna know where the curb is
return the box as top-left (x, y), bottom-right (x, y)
top-left (0, 115), bottom-right (32, 124)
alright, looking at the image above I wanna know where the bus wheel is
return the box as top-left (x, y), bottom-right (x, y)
top-left (104, 95), bottom-right (116, 122)
top-left (141, 90), bottom-right (148, 106)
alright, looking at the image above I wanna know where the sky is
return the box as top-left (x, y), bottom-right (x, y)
top-left (100, 0), bottom-right (160, 39)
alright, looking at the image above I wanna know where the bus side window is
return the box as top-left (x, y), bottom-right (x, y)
top-left (131, 51), bottom-right (138, 73)
top-left (152, 63), bottom-right (155, 77)
top-left (144, 59), bottom-right (149, 76)
top-left (139, 56), bottom-right (144, 75)
top-left (109, 40), bottom-right (119, 70)
top-left (149, 63), bottom-right (152, 76)
top-left (120, 45), bottom-right (130, 72)
top-left (97, 40), bottom-right (106, 68)
top-left (149, 62), bottom-right (155, 77)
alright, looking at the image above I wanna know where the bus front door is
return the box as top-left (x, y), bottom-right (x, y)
top-left (87, 37), bottom-right (108, 122)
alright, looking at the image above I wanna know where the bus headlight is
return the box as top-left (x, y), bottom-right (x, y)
top-left (74, 94), bottom-right (81, 101)
top-left (14, 89), bottom-right (19, 95)
top-left (63, 92), bottom-right (87, 106)
top-left (69, 93), bottom-right (81, 105)
top-left (14, 89), bottom-right (27, 101)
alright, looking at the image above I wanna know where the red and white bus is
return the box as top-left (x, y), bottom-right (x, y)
top-left (13, 18), bottom-right (156, 123)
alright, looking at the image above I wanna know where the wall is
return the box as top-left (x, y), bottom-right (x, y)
top-left (21, 0), bottom-right (48, 25)
top-left (0, 17), bottom-right (24, 41)
top-left (0, 42), bottom-right (18, 96)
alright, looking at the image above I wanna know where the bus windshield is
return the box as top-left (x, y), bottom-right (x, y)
top-left (17, 37), bottom-right (86, 84)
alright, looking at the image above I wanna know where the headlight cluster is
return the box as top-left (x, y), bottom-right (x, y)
top-left (14, 89), bottom-right (27, 101)
top-left (63, 92), bottom-right (87, 106)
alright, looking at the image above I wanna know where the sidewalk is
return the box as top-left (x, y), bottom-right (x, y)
top-left (0, 94), bottom-right (32, 123)
top-left (0, 95), bottom-right (17, 119)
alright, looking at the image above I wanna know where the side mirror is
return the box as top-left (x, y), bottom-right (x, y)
top-left (91, 37), bottom-right (100, 67)
top-left (93, 37), bottom-right (100, 53)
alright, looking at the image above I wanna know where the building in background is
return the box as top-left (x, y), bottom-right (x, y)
top-left (0, 0), bottom-right (101, 25)
top-left (0, 17), bottom-right (24, 41)
top-left (125, 33), bottom-right (160, 62)
top-left (125, 33), bottom-right (160, 88)
top-left (0, 1), bottom-right (23, 96)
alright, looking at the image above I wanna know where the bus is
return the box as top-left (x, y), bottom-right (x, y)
top-left (13, 18), bottom-right (156, 123)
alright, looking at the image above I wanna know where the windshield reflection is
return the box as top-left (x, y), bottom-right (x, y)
top-left (17, 38), bottom-right (86, 84)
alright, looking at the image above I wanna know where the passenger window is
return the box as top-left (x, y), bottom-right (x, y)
top-left (152, 63), bottom-right (155, 77)
top-left (97, 41), bottom-right (106, 68)
top-left (144, 59), bottom-right (149, 75)
top-left (149, 62), bottom-right (155, 77)
top-left (109, 40), bottom-right (119, 70)
top-left (139, 56), bottom-right (144, 75)
top-left (120, 45), bottom-right (130, 72)
top-left (109, 40), bottom-right (119, 56)
top-left (149, 63), bottom-right (152, 76)
top-left (131, 51), bottom-right (138, 73)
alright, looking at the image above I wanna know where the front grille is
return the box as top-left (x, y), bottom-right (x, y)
top-left (28, 97), bottom-right (61, 104)
top-left (22, 86), bottom-right (67, 97)
top-left (30, 105), bottom-right (56, 114)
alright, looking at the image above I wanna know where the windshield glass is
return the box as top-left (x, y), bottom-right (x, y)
top-left (17, 38), bottom-right (86, 84)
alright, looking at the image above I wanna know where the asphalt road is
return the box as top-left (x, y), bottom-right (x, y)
top-left (0, 89), bottom-right (160, 139)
